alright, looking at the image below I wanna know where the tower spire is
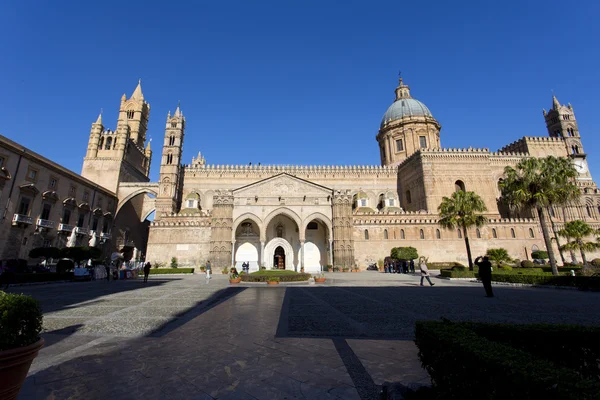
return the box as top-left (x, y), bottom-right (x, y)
top-left (174, 100), bottom-right (182, 117)
top-left (552, 94), bottom-right (560, 110)
top-left (131, 78), bottom-right (144, 100)
top-left (95, 109), bottom-right (103, 125)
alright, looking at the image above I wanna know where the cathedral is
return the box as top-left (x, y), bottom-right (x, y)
top-left (79, 78), bottom-right (600, 272)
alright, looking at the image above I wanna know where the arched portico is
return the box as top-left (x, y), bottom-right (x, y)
top-left (264, 237), bottom-right (295, 270)
top-left (264, 207), bottom-right (303, 241)
top-left (233, 215), bottom-right (262, 271)
top-left (302, 213), bottom-right (333, 272)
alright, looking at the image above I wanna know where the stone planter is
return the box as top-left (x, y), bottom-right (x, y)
top-left (351, 269), bottom-right (360, 272)
top-left (315, 278), bottom-right (326, 283)
top-left (0, 338), bottom-right (45, 400)
top-left (229, 278), bottom-right (241, 284)
top-left (267, 281), bottom-right (279, 285)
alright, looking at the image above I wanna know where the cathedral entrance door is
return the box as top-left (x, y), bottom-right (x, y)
top-left (274, 246), bottom-right (285, 269)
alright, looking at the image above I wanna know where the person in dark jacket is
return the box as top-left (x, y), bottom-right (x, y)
top-left (475, 256), bottom-right (494, 297)
top-left (143, 262), bottom-right (151, 283)
top-left (409, 259), bottom-right (415, 274)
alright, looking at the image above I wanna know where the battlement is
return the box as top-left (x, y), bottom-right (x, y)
top-left (353, 212), bottom-right (537, 226)
top-left (184, 163), bottom-right (398, 173)
top-left (152, 211), bottom-right (212, 227)
top-left (499, 136), bottom-right (564, 153)
top-left (421, 147), bottom-right (490, 153)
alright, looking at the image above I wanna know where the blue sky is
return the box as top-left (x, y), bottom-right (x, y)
top-left (1, 0), bottom-right (599, 183)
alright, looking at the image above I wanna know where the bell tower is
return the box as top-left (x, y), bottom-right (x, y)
top-left (155, 104), bottom-right (185, 217)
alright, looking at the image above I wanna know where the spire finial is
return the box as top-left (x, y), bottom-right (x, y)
top-left (394, 73), bottom-right (411, 101)
top-left (131, 79), bottom-right (144, 100)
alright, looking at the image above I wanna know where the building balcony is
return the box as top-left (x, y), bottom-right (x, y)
top-left (116, 239), bottom-right (136, 249)
top-left (58, 223), bottom-right (75, 233)
top-left (100, 232), bottom-right (111, 241)
top-left (12, 214), bottom-right (33, 226)
top-left (36, 219), bottom-right (55, 229)
top-left (75, 227), bottom-right (89, 236)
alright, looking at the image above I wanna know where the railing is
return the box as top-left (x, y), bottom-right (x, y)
top-left (75, 227), bottom-right (89, 235)
top-left (59, 223), bottom-right (75, 232)
top-left (36, 219), bottom-right (55, 229)
top-left (116, 239), bottom-right (136, 248)
top-left (100, 232), bottom-right (111, 240)
top-left (12, 214), bottom-right (33, 225)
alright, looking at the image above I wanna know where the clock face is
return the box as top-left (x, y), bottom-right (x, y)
top-left (574, 159), bottom-right (588, 174)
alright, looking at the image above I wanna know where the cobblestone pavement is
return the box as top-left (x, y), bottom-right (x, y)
top-left (10, 272), bottom-right (600, 399)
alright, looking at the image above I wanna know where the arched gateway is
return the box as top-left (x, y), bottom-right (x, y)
top-left (264, 237), bottom-right (295, 270)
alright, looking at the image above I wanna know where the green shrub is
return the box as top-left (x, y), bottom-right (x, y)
top-left (29, 246), bottom-right (61, 261)
top-left (451, 265), bottom-right (467, 272)
top-left (498, 265), bottom-right (513, 271)
top-left (440, 270), bottom-right (477, 279)
top-left (153, 261), bottom-right (165, 269)
top-left (415, 320), bottom-right (600, 399)
top-left (521, 260), bottom-right (535, 268)
top-left (391, 246), bottom-right (419, 260)
top-left (0, 291), bottom-right (43, 351)
top-left (241, 273), bottom-right (311, 282)
top-left (267, 276), bottom-right (280, 282)
top-left (591, 259), bottom-right (600, 267)
top-left (486, 248), bottom-right (511, 264)
top-left (148, 268), bottom-right (194, 274)
top-left (170, 257), bottom-right (178, 268)
top-left (531, 250), bottom-right (549, 259)
top-left (56, 259), bottom-right (75, 273)
top-left (250, 270), bottom-right (297, 276)
top-left (428, 262), bottom-right (465, 270)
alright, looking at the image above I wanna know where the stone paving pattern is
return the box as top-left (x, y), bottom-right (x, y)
top-left (9, 272), bottom-right (600, 399)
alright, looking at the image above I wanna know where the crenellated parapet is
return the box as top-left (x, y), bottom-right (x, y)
top-left (183, 163), bottom-right (398, 177)
top-left (500, 136), bottom-right (564, 154)
top-left (353, 213), bottom-right (538, 226)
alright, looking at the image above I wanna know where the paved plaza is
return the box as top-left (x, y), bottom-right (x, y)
top-left (10, 272), bottom-right (600, 399)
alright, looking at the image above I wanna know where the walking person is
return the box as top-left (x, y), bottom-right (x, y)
top-left (410, 259), bottom-right (415, 274)
top-left (143, 261), bottom-right (151, 283)
top-left (105, 264), bottom-right (111, 282)
top-left (475, 256), bottom-right (494, 297)
top-left (205, 260), bottom-right (211, 283)
top-left (419, 257), bottom-right (435, 286)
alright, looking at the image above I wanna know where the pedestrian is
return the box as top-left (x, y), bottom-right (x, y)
top-left (410, 259), bottom-right (415, 274)
top-left (143, 261), bottom-right (151, 283)
top-left (384, 261), bottom-right (388, 273)
top-left (475, 256), bottom-right (494, 297)
top-left (205, 260), bottom-right (211, 282)
top-left (105, 264), bottom-right (110, 282)
top-left (419, 257), bottom-right (435, 286)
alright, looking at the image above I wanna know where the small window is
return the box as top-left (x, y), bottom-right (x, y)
top-left (92, 217), bottom-right (99, 231)
top-left (99, 136), bottom-right (104, 149)
top-left (419, 229), bottom-right (424, 239)
top-left (384, 229), bottom-right (388, 240)
top-left (492, 228), bottom-right (497, 238)
top-left (476, 228), bottom-right (481, 238)
top-left (455, 180), bottom-right (465, 192)
top-left (102, 221), bottom-right (109, 233)
top-left (458, 229), bottom-right (462, 239)
top-left (549, 207), bottom-right (556, 217)
top-left (77, 214), bottom-right (85, 228)
top-left (83, 191), bottom-right (89, 202)
top-left (419, 136), bottom-right (427, 148)
top-left (400, 229), bottom-right (405, 239)
top-left (41, 203), bottom-right (51, 220)
top-left (187, 199), bottom-right (195, 208)
top-left (529, 228), bottom-right (534, 238)
top-left (49, 177), bottom-right (58, 189)
top-left (511, 228), bottom-right (516, 238)
top-left (406, 190), bottom-right (412, 204)
top-left (63, 208), bottom-right (71, 224)
top-left (169, 136), bottom-right (175, 146)
top-left (0, 156), bottom-right (5, 168)
top-left (388, 199), bottom-right (395, 207)
top-left (436, 229), bottom-right (441, 239)
top-left (395, 139), bottom-right (404, 152)
top-left (69, 186), bottom-right (77, 196)
top-left (171, 122), bottom-right (177, 128)
top-left (364, 230), bottom-right (369, 240)
top-left (105, 136), bottom-right (113, 150)
top-left (127, 110), bottom-right (135, 119)
top-left (26, 167), bottom-right (38, 182)
top-left (307, 222), bottom-right (318, 230)
top-left (18, 197), bottom-right (31, 215)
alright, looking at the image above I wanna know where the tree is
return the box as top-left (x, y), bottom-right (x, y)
top-left (485, 248), bottom-right (511, 265)
top-left (438, 191), bottom-right (488, 270)
top-left (28, 247), bottom-right (61, 264)
top-left (60, 246), bottom-right (102, 265)
top-left (391, 247), bottom-right (419, 261)
top-left (531, 250), bottom-right (549, 260)
top-left (500, 156), bottom-right (580, 275)
top-left (557, 220), bottom-right (598, 265)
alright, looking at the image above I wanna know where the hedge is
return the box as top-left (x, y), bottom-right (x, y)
top-left (249, 270), bottom-right (298, 276)
top-left (149, 268), bottom-right (194, 274)
top-left (440, 270), bottom-right (476, 279)
top-left (415, 320), bottom-right (600, 399)
top-left (428, 262), bottom-right (465, 270)
top-left (241, 273), bottom-right (311, 282)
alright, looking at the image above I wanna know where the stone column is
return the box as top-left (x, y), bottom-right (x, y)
top-left (231, 240), bottom-right (236, 267)
top-left (300, 240), bottom-right (305, 271)
top-left (386, 135), bottom-right (393, 164)
top-left (260, 241), bottom-right (265, 268)
top-left (328, 239), bottom-right (333, 266)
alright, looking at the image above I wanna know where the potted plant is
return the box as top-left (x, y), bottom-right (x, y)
top-left (342, 267), bottom-right (350, 273)
top-left (267, 276), bottom-right (280, 285)
top-left (229, 272), bottom-right (241, 284)
top-left (300, 267), bottom-right (305, 273)
top-left (333, 266), bottom-right (340, 272)
top-left (0, 291), bottom-right (44, 400)
top-left (325, 265), bottom-right (333, 272)
top-left (314, 273), bottom-right (326, 283)
top-left (200, 266), bottom-right (206, 273)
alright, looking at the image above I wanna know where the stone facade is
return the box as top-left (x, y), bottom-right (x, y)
top-left (0, 135), bottom-right (117, 261)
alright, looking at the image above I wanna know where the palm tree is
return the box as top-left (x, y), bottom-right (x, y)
top-left (557, 220), bottom-right (598, 265)
top-left (500, 156), bottom-right (580, 275)
top-left (438, 190), bottom-right (488, 270)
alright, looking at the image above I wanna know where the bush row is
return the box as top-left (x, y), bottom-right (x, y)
top-left (149, 268), bottom-right (194, 274)
top-left (241, 273), bottom-right (311, 282)
top-left (427, 262), bottom-right (465, 270)
top-left (415, 320), bottom-right (600, 399)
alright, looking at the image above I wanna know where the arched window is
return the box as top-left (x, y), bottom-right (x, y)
top-left (105, 136), bottom-right (112, 150)
top-left (476, 228), bottom-right (481, 238)
top-left (127, 110), bottom-right (134, 119)
top-left (406, 190), bottom-right (412, 204)
top-left (419, 229), bottom-right (424, 239)
top-left (393, 230), bottom-right (396, 239)
top-left (400, 229), bottom-right (405, 239)
top-left (587, 206), bottom-right (593, 218)
top-left (169, 136), bottom-right (175, 146)
top-left (98, 136), bottom-right (104, 149)
top-left (549, 207), bottom-right (555, 217)
top-left (458, 229), bottom-right (462, 239)
top-left (455, 180), bottom-right (466, 192)
top-left (511, 228), bottom-right (516, 238)
top-left (529, 228), bottom-right (535, 238)
top-left (492, 228), bottom-right (497, 238)
top-left (436, 229), bottom-right (441, 239)
top-left (364, 230), bottom-right (369, 240)
top-left (384, 229), bottom-right (388, 240)
top-left (171, 122), bottom-right (177, 128)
